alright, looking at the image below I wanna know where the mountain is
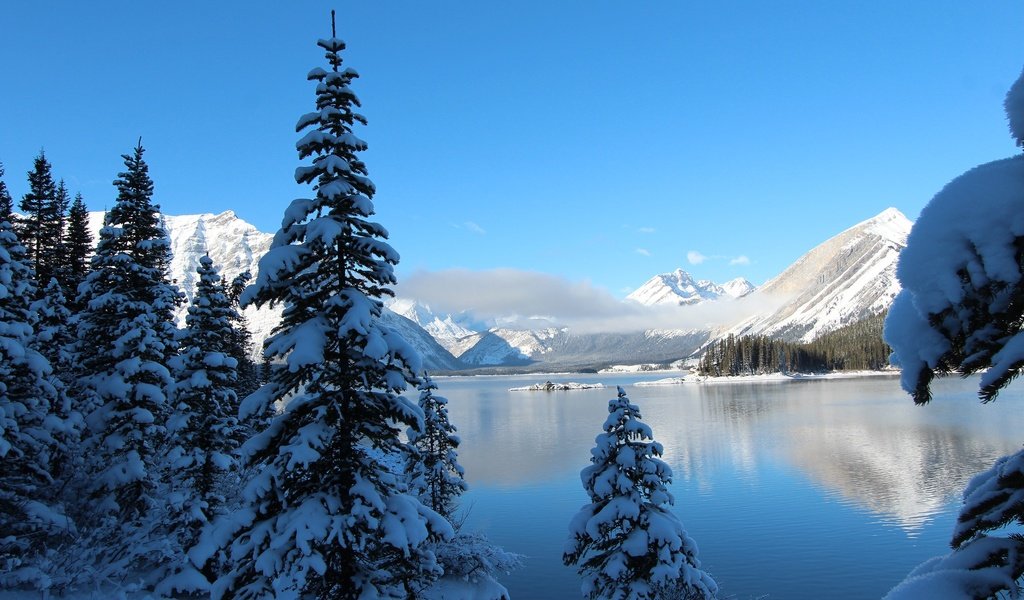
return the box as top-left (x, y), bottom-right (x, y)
top-left (82, 206), bottom-right (911, 372)
top-left (626, 269), bottom-right (754, 306)
top-left (723, 207), bottom-right (911, 342)
top-left (720, 277), bottom-right (756, 299)
top-left (86, 211), bottom-right (461, 372)
top-left (385, 298), bottom-right (479, 356)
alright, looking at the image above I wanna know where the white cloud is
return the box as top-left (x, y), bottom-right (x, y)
top-left (396, 268), bottom-right (787, 334)
top-left (730, 255), bottom-right (751, 266)
top-left (687, 250), bottom-right (707, 265)
top-left (464, 221), bottom-right (486, 235)
top-left (638, 227), bottom-right (656, 234)
top-left (635, 248), bottom-right (651, 256)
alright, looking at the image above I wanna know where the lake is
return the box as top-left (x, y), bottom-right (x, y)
top-left (428, 372), bottom-right (1024, 599)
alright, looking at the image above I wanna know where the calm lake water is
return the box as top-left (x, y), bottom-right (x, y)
top-left (427, 372), bottom-right (1024, 600)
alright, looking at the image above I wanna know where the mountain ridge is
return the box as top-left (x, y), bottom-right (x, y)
top-left (85, 206), bottom-right (910, 372)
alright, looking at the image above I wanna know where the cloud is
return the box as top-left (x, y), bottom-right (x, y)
top-left (638, 227), bottom-right (656, 234)
top-left (635, 248), bottom-right (651, 256)
top-left (687, 251), bottom-right (707, 265)
top-left (396, 268), bottom-right (787, 334)
top-left (464, 221), bottom-right (486, 235)
top-left (730, 255), bottom-right (751, 266)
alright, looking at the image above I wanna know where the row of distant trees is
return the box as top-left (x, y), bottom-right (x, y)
top-left (697, 312), bottom-right (890, 377)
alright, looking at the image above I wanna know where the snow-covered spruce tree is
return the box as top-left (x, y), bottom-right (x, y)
top-left (28, 278), bottom-right (79, 483)
top-left (0, 219), bottom-right (71, 591)
top-left (565, 387), bottom-right (717, 600)
top-left (408, 373), bottom-right (467, 521)
top-left (158, 255), bottom-right (243, 595)
top-left (64, 192), bottom-right (92, 306)
top-left (207, 24), bottom-right (451, 600)
top-left (882, 67), bottom-right (1024, 599)
top-left (71, 141), bottom-right (182, 581)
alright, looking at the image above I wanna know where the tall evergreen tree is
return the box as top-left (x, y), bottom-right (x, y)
top-left (408, 374), bottom-right (467, 521)
top-left (64, 192), bottom-right (92, 302)
top-left (208, 21), bottom-right (451, 600)
top-left (160, 255), bottom-right (243, 595)
top-left (71, 141), bottom-right (181, 578)
top-left (0, 162), bottom-right (13, 224)
top-left (0, 221), bottom-right (70, 590)
top-left (18, 152), bottom-right (63, 285)
top-left (565, 387), bottom-right (717, 600)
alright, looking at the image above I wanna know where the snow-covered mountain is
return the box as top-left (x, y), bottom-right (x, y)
top-left (385, 298), bottom-right (479, 356)
top-left (626, 269), bottom-right (754, 306)
top-left (83, 206), bottom-right (911, 372)
top-left (88, 210), bottom-right (281, 361)
top-left (723, 207), bottom-right (911, 342)
top-left (86, 211), bottom-right (460, 371)
top-left (720, 277), bottom-right (756, 299)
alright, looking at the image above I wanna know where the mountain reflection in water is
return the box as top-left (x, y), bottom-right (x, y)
top-left (430, 373), bottom-right (1024, 599)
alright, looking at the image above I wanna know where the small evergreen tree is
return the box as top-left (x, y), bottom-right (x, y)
top-left (207, 20), bottom-right (451, 600)
top-left (159, 255), bottom-right (242, 595)
top-left (408, 373), bottom-right (467, 521)
top-left (565, 387), bottom-right (717, 600)
top-left (223, 270), bottom-right (260, 399)
top-left (64, 192), bottom-right (92, 302)
top-left (0, 221), bottom-right (71, 591)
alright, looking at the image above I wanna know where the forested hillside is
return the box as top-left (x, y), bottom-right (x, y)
top-left (698, 312), bottom-right (890, 376)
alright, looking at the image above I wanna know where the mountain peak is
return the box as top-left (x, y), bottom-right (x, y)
top-left (627, 269), bottom-right (747, 306)
top-left (856, 207), bottom-right (913, 244)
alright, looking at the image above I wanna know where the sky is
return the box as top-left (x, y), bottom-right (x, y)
top-left (2, 1), bottom-right (1023, 302)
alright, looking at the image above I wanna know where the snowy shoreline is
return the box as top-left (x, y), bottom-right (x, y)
top-left (635, 370), bottom-right (899, 386)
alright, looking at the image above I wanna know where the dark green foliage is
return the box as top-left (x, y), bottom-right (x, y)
top-left (64, 193), bottom-right (92, 303)
top-left (0, 162), bottom-right (13, 224)
top-left (408, 374), bottom-right (467, 521)
top-left (698, 312), bottom-right (891, 376)
top-left (222, 271), bottom-right (260, 399)
top-left (18, 151), bottom-right (60, 285)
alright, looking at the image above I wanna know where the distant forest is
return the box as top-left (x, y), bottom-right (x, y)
top-left (697, 311), bottom-right (890, 376)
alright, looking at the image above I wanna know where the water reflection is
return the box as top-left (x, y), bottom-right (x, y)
top-left (438, 374), bottom-right (1024, 531)
top-left (428, 374), bottom-right (1024, 599)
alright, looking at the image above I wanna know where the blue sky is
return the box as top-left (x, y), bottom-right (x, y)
top-left (2, 2), bottom-right (1022, 299)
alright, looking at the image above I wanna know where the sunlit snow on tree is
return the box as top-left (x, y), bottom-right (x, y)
top-left (565, 386), bottom-right (717, 600)
top-left (884, 66), bottom-right (1024, 599)
top-left (205, 18), bottom-right (452, 600)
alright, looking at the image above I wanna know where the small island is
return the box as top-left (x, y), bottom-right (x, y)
top-left (509, 381), bottom-right (606, 392)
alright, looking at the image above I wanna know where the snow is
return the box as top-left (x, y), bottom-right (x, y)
top-left (509, 381), bottom-right (605, 391)
top-left (885, 154), bottom-right (1024, 396)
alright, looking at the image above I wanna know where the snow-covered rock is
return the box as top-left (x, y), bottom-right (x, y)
top-left (508, 381), bottom-right (605, 391)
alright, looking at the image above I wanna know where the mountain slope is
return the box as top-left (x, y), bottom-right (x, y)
top-left (725, 207), bottom-right (911, 342)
